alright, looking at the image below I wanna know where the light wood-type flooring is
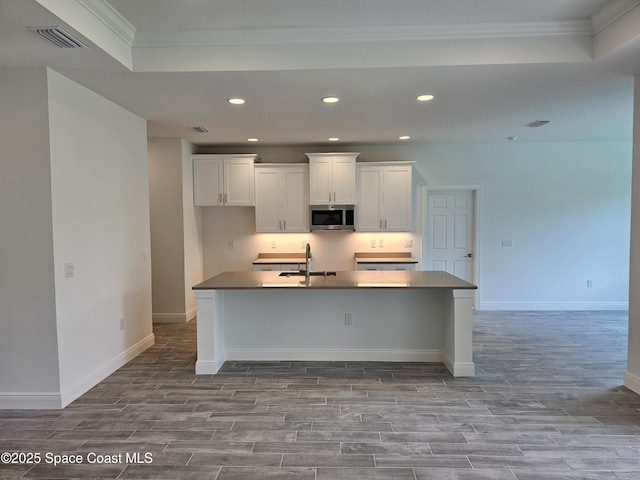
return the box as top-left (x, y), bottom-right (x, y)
top-left (1, 310), bottom-right (639, 479)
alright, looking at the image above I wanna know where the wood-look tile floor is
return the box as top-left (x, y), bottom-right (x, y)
top-left (1, 311), bottom-right (639, 479)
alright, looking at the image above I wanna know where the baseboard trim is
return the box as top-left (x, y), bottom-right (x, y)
top-left (59, 333), bottom-right (155, 408)
top-left (0, 392), bottom-right (63, 410)
top-left (196, 359), bottom-right (226, 375)
top-left (224, 348), bottom-right (443, 363)
top-left (478, 301), bottom-right (628, 311)
top-left (624, 371), bottom-right (640, 395)
top-left (0, 333), bottom-right (156, 410)
top-left (153, 308), bottom-right (196, 323)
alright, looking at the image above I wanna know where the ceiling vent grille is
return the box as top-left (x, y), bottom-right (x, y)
top-left (29, 26), bottom-right (88, 49)
top-left (193, 126), bottom-right (210, 133)
top-left (525, 120), bottom-right (550, 128)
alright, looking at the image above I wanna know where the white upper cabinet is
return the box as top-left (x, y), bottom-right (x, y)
top-left (357, 162), bottom-right (413, 232)
top-left (255, 165), bottom-right (309, 233)
top-left (307, 153), bottom-right (358, 205)
top-left (193, 154), bottom-right (256, 206)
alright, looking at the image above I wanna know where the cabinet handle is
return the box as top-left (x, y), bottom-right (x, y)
top-left (218, 193), bottom-right (222, 204)
top-left (329, 192), bottom-right (332, 202)
top-left (224, 193), bottom-right (228, 204)
top-left (279, 220), bottom-right (282, 230)
top-left (379, 219), bottom-right (382, 229)
top-left (384, 219), bottom-right (387, 229)
top-left (283, 220), bottom-right (287, 230)
top-left (333, 192), bottom-right (336, 202)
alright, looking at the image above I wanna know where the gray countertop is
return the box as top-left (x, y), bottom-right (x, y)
top-left (193, 270), bottom-right (476, 290)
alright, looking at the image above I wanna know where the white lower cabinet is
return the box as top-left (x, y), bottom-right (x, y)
top-left (357, 163), bottom-right (412, 232)
top-left (255, 165), bottom-right (309, 233)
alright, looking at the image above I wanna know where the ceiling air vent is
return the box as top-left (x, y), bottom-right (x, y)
top-left (193, 126), bottom-right (210, 133)
top-left (29, 26), bottom-right (88, 49)
top-left (525, 120), bottom-right (550, 128)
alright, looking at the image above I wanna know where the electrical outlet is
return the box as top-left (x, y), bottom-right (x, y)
top-left (378, 238), bottom-right (384, 247)
top-left (345, 313), bottom-right (353, 326)
top-left (587, 279), bottom-right (593, 288)
top-left (271, 240), bottom-right (277, 249)
top-left (501, 238), bottom-right (513, 247)
top-left (370, 239), bottom-right (376, 248)
top-left (228, 240), bottom-right (235, 249)
top-left (405, 239), bottom-right (413, 248)
top-left (142, 249), bottom-right (148, 261)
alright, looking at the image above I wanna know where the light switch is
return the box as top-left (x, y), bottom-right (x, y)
top-left (64, 263), bottom-right (74, 278)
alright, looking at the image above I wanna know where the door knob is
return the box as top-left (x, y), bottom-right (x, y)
top-left (466, 253), bottom-right (473, 258)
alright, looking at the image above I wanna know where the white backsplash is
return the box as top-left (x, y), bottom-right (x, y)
top-left (201, 207), bottom-right (418, 278)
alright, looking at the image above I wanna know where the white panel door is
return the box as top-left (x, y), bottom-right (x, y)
top-left (427, 191), bottom-right (474, 283)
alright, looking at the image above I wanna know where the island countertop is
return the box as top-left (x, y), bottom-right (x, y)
top-left (193, 270), bottom-right (476, 290)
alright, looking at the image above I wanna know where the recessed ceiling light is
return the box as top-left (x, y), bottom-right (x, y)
top-left (228, 98), bottom-right (245, 105)
top-left (399, 135), bottom-right (411, 140)
top-left (322, 96), bottom-right (340, 104)
top-left (417, 94), bottom-right (434, 102)
top-left (247, 138), bottom-right (259, 142)
top-left (328, 137), bottom-right (340, 142)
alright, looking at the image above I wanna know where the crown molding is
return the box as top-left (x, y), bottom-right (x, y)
top-left (76, 0), bottom-right (136, 46)
top-left (133, 20), bottom-right (592, 48)
top-left (591, 0), bottom-right (640, 34)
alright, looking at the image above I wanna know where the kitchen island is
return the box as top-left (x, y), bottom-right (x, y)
top-left (193, 270), bottom-right (477, 377)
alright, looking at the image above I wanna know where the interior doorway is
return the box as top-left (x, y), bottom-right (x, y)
top-left (421, 186), bottom-right (481, 307)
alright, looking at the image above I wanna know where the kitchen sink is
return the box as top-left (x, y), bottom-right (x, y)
top-left (278, 271), bottom-right (337, 277)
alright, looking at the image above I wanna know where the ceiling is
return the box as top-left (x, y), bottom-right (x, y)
top-left (2, 0), bottom-right (639, 147)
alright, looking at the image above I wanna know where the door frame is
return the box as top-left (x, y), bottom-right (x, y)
top-left (420, 184), bottom-right (482, 309)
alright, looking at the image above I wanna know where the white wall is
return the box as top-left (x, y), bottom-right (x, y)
top-left (181, 139), bottom-right (203, 319)
top-left (199, 142), bottom-right (631, 310)
top-left (626, 74), bottom-right (640, 395)
top-left (0, 68), bottom-right (61, 404)
top-left (148, 138), bottom-right (202, 322)
top-left (47, 69), bottom-right (153, 405)
top-left (0, 67), bottom-right (154, 409)
top-left (149, 138), bottom-right (187, 318)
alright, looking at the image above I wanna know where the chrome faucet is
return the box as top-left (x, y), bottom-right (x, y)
top-left (305, 243), bottom-right (311, 281)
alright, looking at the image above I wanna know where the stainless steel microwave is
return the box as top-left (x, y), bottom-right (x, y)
top-left (310, 205), bottom-right (355, 231)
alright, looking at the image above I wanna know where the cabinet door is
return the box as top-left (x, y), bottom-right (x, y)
top-left (309, 158), bottom-right (333, 204)
top-left (224, 158), bottom-right (255, 206)
top-left (193, 158), bottom-right (223, 206)
top-left (332, 156), bottom-right (356, 204)
top-left (382, 263), bottom-right (415, 271)
top-left (255, 167), bottom-right (282, 232)
top-left (382, 166), bottom-right (412, 231)
top-left (357, 166), bottom-right (383, 231)
top-left (282, 167), bottom-right (309, 232)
